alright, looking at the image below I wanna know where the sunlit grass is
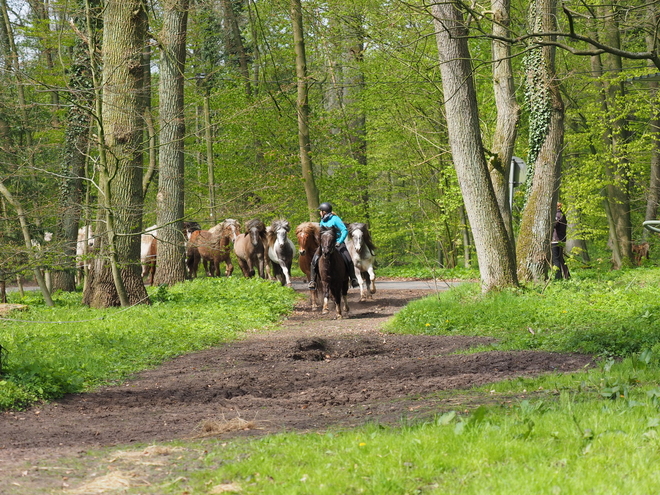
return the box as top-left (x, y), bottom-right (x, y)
top-left (0, 277), bottom-right (300, 409)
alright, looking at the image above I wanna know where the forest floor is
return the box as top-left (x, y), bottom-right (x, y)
top-left (0, 280), bottom-right (593, 494)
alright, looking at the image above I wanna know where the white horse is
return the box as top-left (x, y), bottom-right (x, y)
top-left (266, 219), bottom-right (295, 287)
top-left (346, 222), bottom-right (376, 301)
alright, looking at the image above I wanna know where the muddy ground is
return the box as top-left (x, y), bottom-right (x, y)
top-left (0, 282), bottom-right (593, 493)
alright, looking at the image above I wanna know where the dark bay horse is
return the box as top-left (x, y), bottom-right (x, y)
top-left (233, 219), bottom-right (267, 278)
top-left (265, 219), bottom-right (295, 287)
top-left (318, 226), bottom-right (349, 318)
top-left (346, 222), bottom-right (377, 301)
top-left (187, 219), bottom-right (240, 278)
top-left (295, 221), bottom-right (320, 310)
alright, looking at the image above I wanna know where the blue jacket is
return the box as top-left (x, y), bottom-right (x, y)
top-left (320, 213), bottom-right (348, 244)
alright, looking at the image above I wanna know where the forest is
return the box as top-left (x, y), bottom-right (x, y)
top-left (1, 0), bottom-right (659, 306)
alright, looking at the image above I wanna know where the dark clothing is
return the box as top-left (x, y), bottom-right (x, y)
top-left (552, 209), bottom-right (570, 279)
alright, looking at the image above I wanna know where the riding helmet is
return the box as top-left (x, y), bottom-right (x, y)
top-left (318, 202), bottom-right (333, 213)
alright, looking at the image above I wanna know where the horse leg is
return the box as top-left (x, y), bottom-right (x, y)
top-left (368, 266), bottom-right (376, 294)
top-left (237, 257), bottom-right (251, 278)
top-left (226, 259), bottom-right (234, 277)
top-left (279, 261), bottom-right (292, 287)
top-left (332, 285), bottom-right (344, 319)
top-left (321, 283), bottom-right (330, 315)
top-left (310, 288), bottom-right (319, 311)
top-left (354, 268), bottom-right (367, 301)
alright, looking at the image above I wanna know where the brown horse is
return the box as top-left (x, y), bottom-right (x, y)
top-left (234, 219), bottom-right (267, 279)
top-left (295, 221), bottom-right (320, 310)
top-left (318, 226), bottom-right (349, 318)
top-left (140, 225), bottom-right (158, 285)
top-left (187, 219), bottom-right (239, 278)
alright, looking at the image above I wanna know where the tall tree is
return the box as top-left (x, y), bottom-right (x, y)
top-left (432, 0), bottom-right (518, 291)
top-left (51, 0), bottom-right (101, 292)
top-left (489, 0), bottom-right (519, 241)
top-left (515, 0), bottom-right (564, 282)
top-left (83, 0), bottom-right (149, 308)
top-left (155, 0), bottom-right (190, 286)
top-left (291, 0), bottom-right (319, 220)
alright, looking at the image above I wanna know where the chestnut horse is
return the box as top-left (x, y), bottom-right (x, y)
top-left (234, 219), bottom-right (267, 278)
top-left (187, 219), bottom-right (240, 278)
top-left (265, 219), bottom-right (295, 286)
top-left (318, 226), bottom-right (349, 318)
top-left (140, 225), bottom-right (158, 285)
top-left (295, 221), bottom-right (320, 310)
top-left (346, 222), bottom-right (377, 301)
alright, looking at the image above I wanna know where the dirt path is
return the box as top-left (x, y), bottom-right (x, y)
top-left (0, 282), bottom-right (593, 493)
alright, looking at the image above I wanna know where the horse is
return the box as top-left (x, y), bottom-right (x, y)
top-left (187, 219), bottom-right (240, 278)
top-left (346, 222), bottom-right (377, 301)
top-left (265, 219), bottom-right (295, 286)
top-left (295, 221), bottom-right (320, 310)
top-left (234, 219), bottom-right (267, 279)
top-left (140, 225), bottom-right (158, 285)
top-left (76, 225), bottom-right (95, 285)
top-left (318, 226), bottom-right (349, 318)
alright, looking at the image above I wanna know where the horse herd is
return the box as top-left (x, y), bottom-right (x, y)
top-left (79, 218), bottom-right (377, 318)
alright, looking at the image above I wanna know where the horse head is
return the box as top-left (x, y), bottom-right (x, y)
top-left (320, 227), bottom-right (338, 258)
top-left (271, 219), bottom-right (290, 245)
top-left (296, 222), bottom-right (319, 256)
top-left (349, 223), bottom-right (376, 256)
top-left (222, 218), bottom-right (240, 242)
top-left (183, 221), bottom-right (201, 240)
top-left (245, 219), bottom-right (266, 246)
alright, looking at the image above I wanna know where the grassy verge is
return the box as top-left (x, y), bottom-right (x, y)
top-left (385, 267), bottom-right (660, 357)
top-left (0, 277), bottom-right (300, 410)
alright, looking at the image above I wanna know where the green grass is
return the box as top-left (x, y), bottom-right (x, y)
top-left (0, 277), bottom-right (300, 410)
top-left (113, 352), bottom-right (660, 494)
top-left (9, 266), bottom-right (660, 494)
top-left (385, 267), bottom-right (660, 358)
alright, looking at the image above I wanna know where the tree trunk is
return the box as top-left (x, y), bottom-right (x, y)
top-left (490, 0), bottom-right (519, 242)
top-left (644, 5), bottom-right (660, 239)
top-left (52, 0), bottom-right (100, 292)
top-left (83, 0), bottom-right (149, 308)
top-left (142, 45), bottom-right (158, 199)
top-left (291, 0), bottom-right (319, 220)
top-left (155, 0), bottom-right (189, 286)
top-left (600, 5), bottom-right (632, 268)
top-left (516, 0), bottom-right (564, 282)
top-left (432, 1), bottom-right (517, 291)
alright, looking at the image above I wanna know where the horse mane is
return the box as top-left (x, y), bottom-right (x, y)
top-left (245, 219), bottom-right (266, 238)
top-left (295, 222), bottom-right (319, 238)
top-left (271, 219), bottom-right (290, 232)
top-left (349, 222), bottom-right (376, 254)
top-left (319, 225), bottom-right (338, 244)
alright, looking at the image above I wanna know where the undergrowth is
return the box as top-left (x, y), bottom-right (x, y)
top-left (0, 277), bottom-right (300, 410)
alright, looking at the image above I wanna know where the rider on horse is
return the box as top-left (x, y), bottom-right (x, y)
top-left (308, 202), bottom-right (360, 290)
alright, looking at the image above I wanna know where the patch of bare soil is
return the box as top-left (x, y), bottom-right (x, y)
top-left (0, 282), bottom-right (593, 493)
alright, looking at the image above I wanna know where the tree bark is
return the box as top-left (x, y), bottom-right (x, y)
top-left (83, 0), bottom-right (149, 308)
top-left (154, 0), bottom-right (189, 286)
top-left (490, 0), bottom-right (519, 242)
top-left (599, 4), bottom-right (632, 267)
top-left (291, 0), bottom-right (320, 220)
top-left (52, 0), bottom-right (100, 292)
top-left (643, 4), bottom-right (660, 239)
top-left (432, 0), bottom-right (517, 291)
top-left (516, 0), bottom-right (564, 282)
